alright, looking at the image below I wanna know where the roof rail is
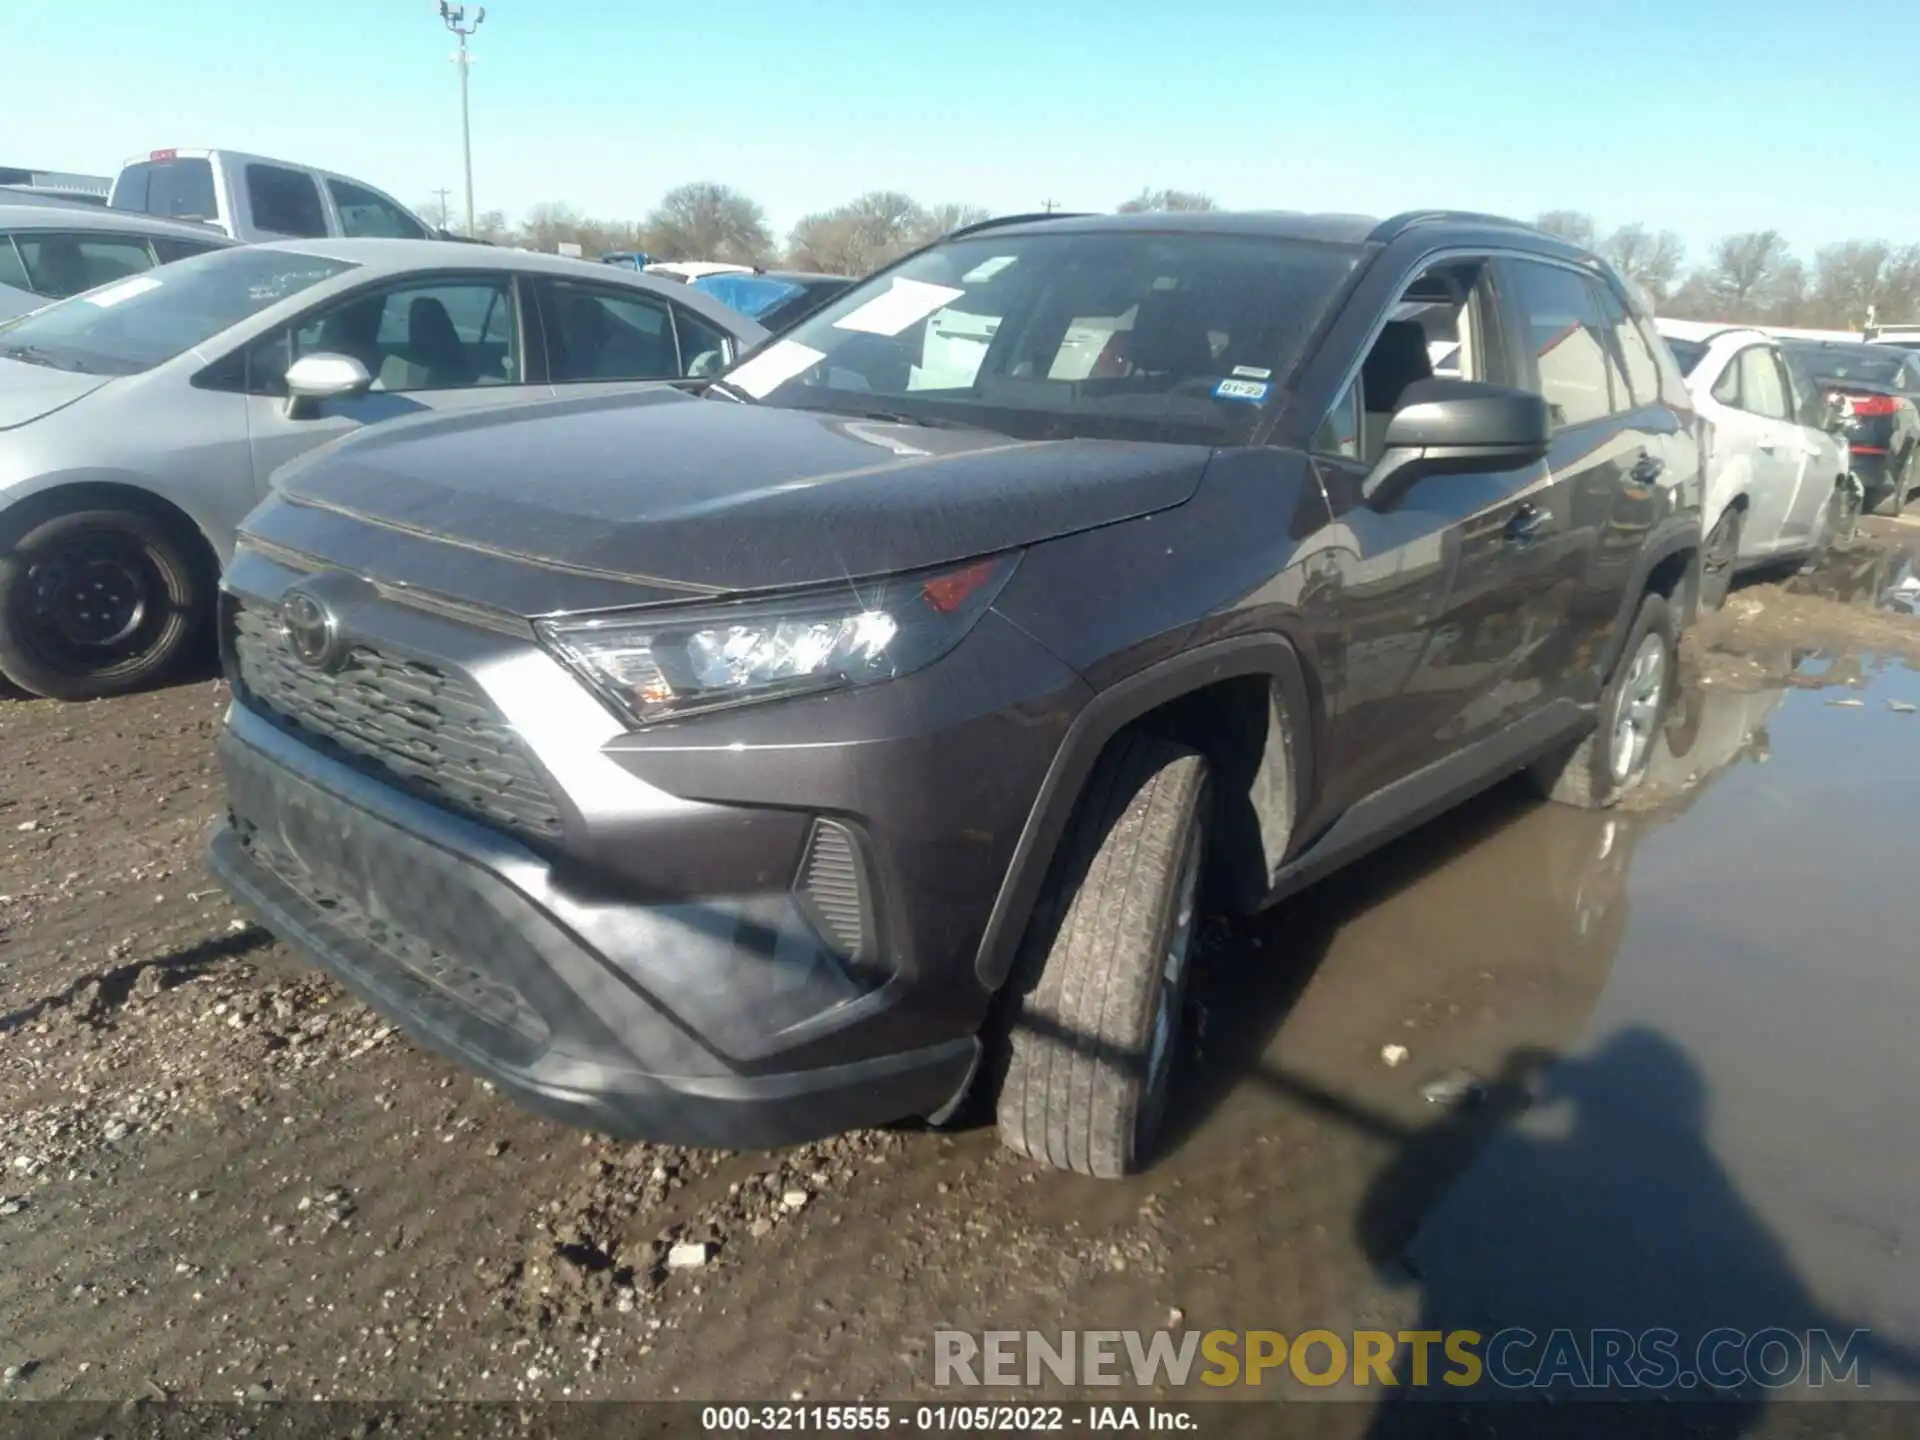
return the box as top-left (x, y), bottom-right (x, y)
top-left (945, 210), bottom-right (1092, 240)
top-left (1369, 210), bottom-right (1549, 244)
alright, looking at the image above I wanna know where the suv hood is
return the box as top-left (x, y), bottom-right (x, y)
top-left (261, 388), bottom-right (1211, 611)
top-left (0, 357), bottom-right (114, 430)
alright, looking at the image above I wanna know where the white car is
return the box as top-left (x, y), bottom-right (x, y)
top-left (1654, 319), bottom-right (1860, 607)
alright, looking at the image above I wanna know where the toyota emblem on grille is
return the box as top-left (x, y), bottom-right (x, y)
top-left (278, 589), bottom-right (341, 670)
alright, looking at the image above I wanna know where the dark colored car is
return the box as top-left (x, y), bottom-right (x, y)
top-left (1778, 340), bottom-right (1920, 514)
top-left (691, 270), bottom-right (855, 333)
top-left (207, 210), bottom-right (1703, 1178)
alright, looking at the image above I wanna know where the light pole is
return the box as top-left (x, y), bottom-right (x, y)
top-left (438, 2), bottom-right (485, 237)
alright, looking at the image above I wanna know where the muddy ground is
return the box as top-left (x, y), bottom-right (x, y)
top-left (3, 520), bottom-right (1918, 1434)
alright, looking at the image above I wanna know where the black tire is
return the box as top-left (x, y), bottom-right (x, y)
top-left (997, 733), bottom-right (1210, 1179)
top-left (1697, 505), bottom-right (1743, 612)
top-left (1527, 593), bottom-right (1676, 811)
top-left (0, 505), bottom-right (210, 702)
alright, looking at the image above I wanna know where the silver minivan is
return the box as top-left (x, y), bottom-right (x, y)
top-left (108, 149), bottom-right (440, 245)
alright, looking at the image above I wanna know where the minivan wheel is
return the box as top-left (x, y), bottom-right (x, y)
top-left (997, 733), bottom-right (1210, 1179)
top-left (1697, 506), bottom-right (1743, 611)
top-left (0, 506), bottom-right (209, 702)
top-left (1527, 592), bottom-right (1676, 811)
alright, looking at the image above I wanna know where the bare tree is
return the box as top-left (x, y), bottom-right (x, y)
top-left (472, 209), bottom-right (512, 245)
top-left (919, 202), bottom-right (992, 240)
top-left (642, 182), bottom-right (775, 266)
top-left (786, 191), bottom-right (972, 276)
top-left (1116, 188), bottom-right (1218, 213)
top-left (1806, 240), bottom-right (1920, 331)
top-left (1700, 231), bottom-right (1793, 319)
top-left (1534, 210), bottom-right (1597, 249)
top-left (1599, 224), bottom-right (1686, 306)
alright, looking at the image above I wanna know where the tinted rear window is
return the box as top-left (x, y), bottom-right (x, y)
top-left (1781, 343), bottom-right (1905, 386)
top-left (112, 159), bottom-right (217, 222)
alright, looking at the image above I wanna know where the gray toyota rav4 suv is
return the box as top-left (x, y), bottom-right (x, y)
top-left (208, 210), bottom-right (1703, 1177)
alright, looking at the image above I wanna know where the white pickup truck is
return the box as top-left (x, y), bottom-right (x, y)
top-left (107, 149), bottom-right (446, 245)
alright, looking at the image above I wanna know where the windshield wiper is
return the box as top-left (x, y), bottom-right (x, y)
top-left (827, 405), bottom-right (976, 431)
top-left (701, 376), bottom-right (757, 404)
top-left (0, 343), bottom-right (86, 373)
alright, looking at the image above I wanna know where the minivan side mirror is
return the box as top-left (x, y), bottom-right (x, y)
top-left (1363, 377), bottom-right (1552, 506)
top-left (284, 352), bottom-right (373, 419)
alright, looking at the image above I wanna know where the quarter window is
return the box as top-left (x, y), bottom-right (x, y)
top-left (0, 236), bottom-right (29, 291)
top-left (246, 164), bottom-right (328, 238)
top-left (1507, 260), bottom-right (1620, 431)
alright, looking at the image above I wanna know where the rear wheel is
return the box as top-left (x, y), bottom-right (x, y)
top-left (0, 506), bottom-right (210, 701)
top-left (996, 733), bottom-right (1210, 1179)
top-left (1527, 592), bottom-right (1676, 811)
top-left (1697, 505), bottom-right (1743, 612)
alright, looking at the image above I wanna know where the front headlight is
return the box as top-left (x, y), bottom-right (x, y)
top-left (535, 552), bottom-right (1021, 726)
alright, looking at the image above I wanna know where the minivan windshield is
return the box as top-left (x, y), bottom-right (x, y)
top-left (0, 247), bottom-right (352, 376)
top-left (722, 229), bottom-right (1364, 444)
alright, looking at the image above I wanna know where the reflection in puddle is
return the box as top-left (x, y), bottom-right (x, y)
top-left (1787, 540), bottom-right (1918, 613)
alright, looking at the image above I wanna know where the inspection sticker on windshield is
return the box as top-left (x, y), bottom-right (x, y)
top-left (1232, 365), bottom-right (1272, 379)
top-left (84, 275), bottom-right (162, 308)
top-left (1213, 377), bottom-right (1270, 403)
top-left (726, 340), bottom-right (826, 399)
top-left (832, 278), bottom-right (967, 337)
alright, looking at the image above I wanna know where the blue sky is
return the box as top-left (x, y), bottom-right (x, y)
top-left (12, 0), bottom-right (1910, 264)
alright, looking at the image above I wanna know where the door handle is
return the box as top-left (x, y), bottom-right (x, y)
top-left (1505, 503), bottom-right (1550, 543)
top-left (1631, 453), bottom-right (1666, 483)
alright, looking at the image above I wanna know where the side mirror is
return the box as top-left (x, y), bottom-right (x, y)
top-left (1363, 377), bottom-right (1552, 506)
top-left (284, 352), bottom-right (372, 419)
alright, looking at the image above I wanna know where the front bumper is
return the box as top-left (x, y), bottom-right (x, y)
top-left (208, 708), bottom-right (980, 1149)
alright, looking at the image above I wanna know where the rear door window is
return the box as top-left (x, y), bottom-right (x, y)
top-left (328, 179), bottom-right (429, 239)
top-left (14, 232), bottom-right (157, 299)
top-left (538, 279), bottom-right (684, 381)
top-left (1733, 346), bottom-right (1792, 420)
top-left (246, 165), bottom-right (329, 238)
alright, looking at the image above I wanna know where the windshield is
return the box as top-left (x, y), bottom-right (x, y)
top-left (693, 273), bottom-right (804, 320)
top-left (1780, 342), bottom-right (1909, 387)
top-left (1664, 336), bottom-right (1709, 377)
top-left (721, 229), bottom-right (1364, 443)
top-left (0, 247), bottom-right (352, 376)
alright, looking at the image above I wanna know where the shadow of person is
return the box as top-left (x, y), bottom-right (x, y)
top-left (1362, 1025), bottom-right (1920, 1437)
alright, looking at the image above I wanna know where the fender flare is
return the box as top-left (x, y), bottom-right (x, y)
top-left (1600, 518), bottom-right (1702, 677)
top-left (972, 631), bottom-right (1314, 992)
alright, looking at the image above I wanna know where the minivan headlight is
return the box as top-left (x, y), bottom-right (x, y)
top-left (535, 552), bottom-right (1021, 726)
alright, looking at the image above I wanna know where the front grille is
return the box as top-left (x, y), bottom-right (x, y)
top-left (230, 601), bottom-right (564, 841)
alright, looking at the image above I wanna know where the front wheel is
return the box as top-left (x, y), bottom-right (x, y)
top-left (997, 733), bottom-right (1211, 1178)
top-left (1527, 592), bottom-right (1676, 811)
top-left (0, 505), bottom-right (210, 701)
